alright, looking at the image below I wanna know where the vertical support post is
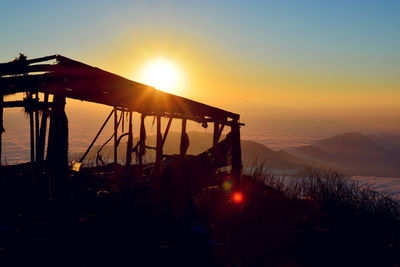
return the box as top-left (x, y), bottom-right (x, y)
top-left (46, 93), bottom-right (68, 202)
top-left (121, 111), bottom-right (125, 133)
top-left (126, 111), bottom-right (133, 166)
top-left (37, 93), bottom-right (49, 163)
top-left (154, 115), bottom-right (162, 176)
top-left (180, 118), bottom-right (188, 159)
top-left (138, 114), bottom-right (146, 168)
top-left (161, 117), bottom-right (173, 147)
top-left (0, 94), bottom-right (4, 165)
top-left (114, 108), bottom-right (118, 164)
top-left (231, 121), bottom-right (242, 188)
top-left (28, 93), bottom-right (35, 163)
top-left (34, 93), bottom-right (40, 162)
top-left (213, 122), bottom-right (219, 146)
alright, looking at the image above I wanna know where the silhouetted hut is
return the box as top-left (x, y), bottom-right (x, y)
top-left (0, 54), bottom-right (243, 199)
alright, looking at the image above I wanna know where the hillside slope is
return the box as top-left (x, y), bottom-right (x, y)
top-left (288, 132), bottom-right (400, 177)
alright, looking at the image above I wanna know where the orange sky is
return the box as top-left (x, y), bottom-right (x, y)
top-left (58, 28), bottom-right (399, 137)
top-left (2, 1), bottom-right (399, 138)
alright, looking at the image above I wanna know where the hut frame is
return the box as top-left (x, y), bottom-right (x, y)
top-left (0, 54), bottom-right (243, 193)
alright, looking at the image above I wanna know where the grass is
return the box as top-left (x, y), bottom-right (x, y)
top-left (194, 165), bottom-right (400, 266)
top-left (1, 161), bottom-right (399, 266)
top-left (250, 164), bottom-right (400, 218)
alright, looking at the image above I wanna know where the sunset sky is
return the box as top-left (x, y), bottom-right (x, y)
top-left (1, 0), bottom-right (399, 140)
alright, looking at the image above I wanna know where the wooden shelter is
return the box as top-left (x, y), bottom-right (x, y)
top-left (0, 54), bottom-right (243, 194)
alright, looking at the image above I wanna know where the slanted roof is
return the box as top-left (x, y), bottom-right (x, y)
top-left (0, 55), bottom-right (239, 124)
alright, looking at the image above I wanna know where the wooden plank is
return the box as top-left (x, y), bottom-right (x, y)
top-left (0, 55), bottom-right (56, 71)
top-left (180, 118), bottom-right (188, 158)
top-left (114, 108), bottom-right (118, 164)
top-left (138, 114), bottom-right (146, 168)
top-left (27, 94), bottom-right (35, 163)
top-left (161, 117), bottom-right (173, 147)
top-left (230, 121), bottom-right (242, 188)
top-left (2, 100), bottom-right (52, 109)
top-left (0, 74), bottom-right (48, 94)
top-left (37, 93), bottom-right (49, 163)
top-left (153, 115), bottom-right (162, 176)
top-left (126, 111), bottom-right (133, 166)
top-left (2, 54), bottom-right (241, 123)
top-left (46, 93), bottom-right (68, 203)
top-left (0, 94), bottom-right (3, 165)
top-left (0, 64), bottom-right (56, 76)
top-left (34, 94), bottom-right (40, 162)
top-left (213, 122), bottom-right (219, 146)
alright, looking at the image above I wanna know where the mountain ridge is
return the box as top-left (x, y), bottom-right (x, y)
top-left (288, 132), bottom-right (400, 177)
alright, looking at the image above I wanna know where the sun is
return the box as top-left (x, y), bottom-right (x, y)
top-left (138, 59), bottom-right (182, 94)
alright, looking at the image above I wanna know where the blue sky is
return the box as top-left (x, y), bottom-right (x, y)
top-left (2, 0), bottom-right (399, 67)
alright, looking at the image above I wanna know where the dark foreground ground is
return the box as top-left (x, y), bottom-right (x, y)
top-left (0, 163), bottom-right (399, 266)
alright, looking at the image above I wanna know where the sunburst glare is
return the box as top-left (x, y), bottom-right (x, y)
top-left (138, 58), bottom-right (183, 94)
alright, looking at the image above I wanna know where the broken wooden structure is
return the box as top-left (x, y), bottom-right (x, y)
top-left (0, 54), bottom-right (243, 198)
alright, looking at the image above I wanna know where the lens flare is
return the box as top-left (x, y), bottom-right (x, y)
top-left (222, 178), bottom-right (233, 193)
top-left (232, 191), bottom-right (244, 204)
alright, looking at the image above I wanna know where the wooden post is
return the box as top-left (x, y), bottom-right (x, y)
top-left (0, 94), bottom-right (4, 165)
top-left (121, 111), bottom-right (125, 133)
top-left (126, 111), bottom-right (133, 166)
top-left (213, 122), bottom-right (219, 146)
top-left (154, 115), bottom-right (162, 176)
top-left (37, 93), bottom-right (49, 163)
top-left (114, 108), bottom-right (118, 164)
top-left (34, 93), bottom-right (40, 162)
top-left (138, 114), bottom-right (146, 168)
top-left (28, 93), bottom-right (35, 163)
top-left (231, 121), bottom-right (242, 188)
top-left (46, 93), bottom-right (68, 202)
top-left (213, 122), bottom-right (224, 146)
top-left (161, 117), bottom-right (172, 147)
top-left (180, 118), bottom-right (188, 159)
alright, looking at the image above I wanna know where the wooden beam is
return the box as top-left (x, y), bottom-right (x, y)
top-left (138, 114), bottom-right (146, 168)
top-left (161, 117), bottom-right (173, 147)
top-left (34, 94), bottom-right (40, 162)
top-left (1, 55), bottom-right (241, 123)
top-left (27, 94), bottom-right (35, 163)
top-left (121, 111), bottom-right (125, 133)
top-left (218, 124), bottom-right (225, 142)
top-left (1, 100), bottom-right (52, 109)
top-left (0, 74), bottom-right (48, 95)
top-left (126, 111), bottom-right (133, 166)
top-left (37, 93), bottom-right (49, 163)
top-left (230, 120), bottom-right (242, 188)
top-left (180, 118), bottom-right (189, 159)
top-left (114, 108), bottom-right (118, 164)
top-left (153, 115), bottom-right (162, 176)
top-left (0, 64), bottom-right (57, 76)
top-left (46, 93), bottom-right (68, 202)
top-left (213, 122), bottom-right (219, 146)
top-left (213, 122), bottom-right (225, 146)
top-left (0, 94), bottom-right (3, 165)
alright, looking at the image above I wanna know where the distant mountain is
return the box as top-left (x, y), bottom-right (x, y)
top-left (75, 131), bottom-right (399, 177)
top-left (76, 131), bottom-right (328, 174)
top-left (368, 133), bottom-right (400, 157)
top-left (288, 132), bottom-right (400, 177)
top-left (239, 140), bottom-right (335, 172)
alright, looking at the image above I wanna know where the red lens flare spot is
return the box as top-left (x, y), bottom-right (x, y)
top-left (222, 179), bottom-right (233, 193)
top-left (232, 191), bottom-right (244, 204)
